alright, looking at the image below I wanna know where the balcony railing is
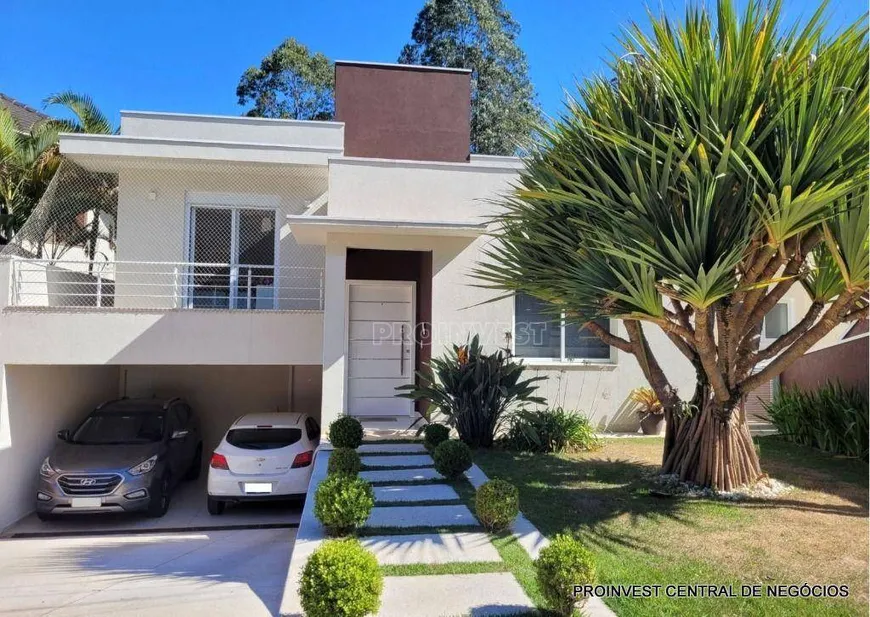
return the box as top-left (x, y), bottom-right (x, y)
top-left (8, 259), bottom-right (324, 311)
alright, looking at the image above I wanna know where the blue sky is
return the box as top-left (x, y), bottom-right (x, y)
top-left (1, 0), bottom-right (864, 126)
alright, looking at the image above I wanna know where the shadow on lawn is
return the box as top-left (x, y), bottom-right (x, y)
top-left (475, 447), bottom-right (868, 553)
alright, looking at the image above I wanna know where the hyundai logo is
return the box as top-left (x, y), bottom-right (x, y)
top-left (79, 478), bottom-right (97, 486)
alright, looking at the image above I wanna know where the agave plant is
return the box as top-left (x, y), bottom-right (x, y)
top-left (475, 0), bottom-right (868, 489)
top-left (629, 387), bottom-right (663, 417)
top-left (396, 335), bottom-right (545, 447)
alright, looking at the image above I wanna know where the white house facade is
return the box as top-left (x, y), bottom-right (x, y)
top-left (0, 61), bottom-right (845, 529)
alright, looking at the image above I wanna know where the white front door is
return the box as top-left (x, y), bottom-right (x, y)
top-left (346, 281), bottom-right (415, 417)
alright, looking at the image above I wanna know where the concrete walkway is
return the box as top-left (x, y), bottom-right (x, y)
top-left (280, 443), bottom-right (612, 617)
top-left (356, 444), bottom-right (535, 617)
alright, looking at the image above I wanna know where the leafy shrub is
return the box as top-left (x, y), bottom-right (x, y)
top-left (300, 538), bottom-right (382, 617)
top-left (432, 439), bottom-right (473, 478)
top-left (314, 474), bottom-right (374, 536)
top-left (329, 416), bottom-right (364, 449)
top-left (536, 534), bottom-right (596, 616)
top-left (397, 334), bottom-right (545, 447)
top-left (475, 479), bottom-right (519, 532)
top-left (424, 423), bottom-right (450, 449)
top-left (505, 408), bottom-right (601, 453)
top-left (763, 382), bottom-right (868, 459)
top-left (328, 448), bottom-right (361, 476)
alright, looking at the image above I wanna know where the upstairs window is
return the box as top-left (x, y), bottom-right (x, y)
top-left (514, 293), bottom-right (611, 362)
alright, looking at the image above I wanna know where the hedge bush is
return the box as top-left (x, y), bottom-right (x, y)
top-left (763, 382), bottom-right (869, 459)
top-left (536, 534), bottom-right (596, 616)
top-left (432, 439), bottom-right (472, 479)
top-left (329, 416), bottom-right (364, 449)
top-left (424, 423), bottom-right (450, 449)
top-left (504, 408), bottom-right (601, 453)
top-left (475, 479), bottom-right (519, 532)
top-left (313, 474), bottom-right (374, 536)
top-left (299, 538), bottom-right (382, 617)
top-left (328, 448), bottom-right (361, 476)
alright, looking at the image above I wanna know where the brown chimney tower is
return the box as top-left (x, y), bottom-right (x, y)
top-left (334, 61), bottom-right (471, 163)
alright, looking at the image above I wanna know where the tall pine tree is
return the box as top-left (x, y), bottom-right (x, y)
top-left (399, 0), bottom-right (540, 155)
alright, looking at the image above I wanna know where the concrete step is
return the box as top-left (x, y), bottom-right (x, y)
top-left (366, 505), bottom-right (478, 529)
top-left (374, 484), bottom-right (460, 503)
top-left (360, 468), bottom-right (444, 484)
top-left (377, 573), bottom-right (535, 617)
top-left (361, 454), bottom-right (434, 468)
top-left (358, 443), bottom-right (427, 454)
top-left (361, 532), bottom-right (501, 565)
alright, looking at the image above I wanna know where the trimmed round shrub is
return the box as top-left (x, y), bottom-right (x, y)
top-left (300, 538), bottom-right (383, 617)
top-left (329, 416), bottom-right (364, 449)
top-left (475, 479), bottom-right (519, 532)
top-left (328, 447), bottom-right (361, 476)
top-left (535, 534), bottom-right (596, 616)
top-left (314, 474), bottom-right (374, 536)
top-left (432, 439), bottom-right (472, 479)
top-left (424, 423), bottom-right (450, 449)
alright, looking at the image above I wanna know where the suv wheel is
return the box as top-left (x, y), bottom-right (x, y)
top-left (207, 496), bottom-right (225, 516)
top-left (36, 512), bottom-right (54, 522)
top-left (147, 474), bottom-right (171, 518)
top-left (185, 444), bottom-right (203, 481)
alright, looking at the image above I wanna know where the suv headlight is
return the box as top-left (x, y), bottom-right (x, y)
top-left (128, 455), bottom-right (158, 476)
top-left (39, 457), bottom-right (55, 478)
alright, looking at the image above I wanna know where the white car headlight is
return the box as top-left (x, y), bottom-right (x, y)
top-left (128, 455), bottom-right (158, 476)
top-left (39, 457), bottom-right (55, 477)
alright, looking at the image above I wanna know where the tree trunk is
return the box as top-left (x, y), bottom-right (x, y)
top-left (661, 393), bottom-right (762, 491)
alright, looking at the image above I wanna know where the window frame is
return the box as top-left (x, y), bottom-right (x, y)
top-left (760, 300), bottom-right (793, 348)
top-left (511, 294), bottom-right (617, 365)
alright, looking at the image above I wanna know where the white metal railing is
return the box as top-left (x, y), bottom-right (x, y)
top-left (9, 258), bottom-right (324, 311)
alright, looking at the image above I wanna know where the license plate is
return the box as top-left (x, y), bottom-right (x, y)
top-left (244, 483), bottom-right (272, 494)
top-left (70, 497), bottom-right (102, 508)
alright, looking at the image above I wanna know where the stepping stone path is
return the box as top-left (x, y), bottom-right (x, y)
top-left (360, 467), bottom-right (443, 483)
top-left (374, 484), bottom-right (459, 503)
top-left (361, 454), bottom-right (434, 468)
top-left (354, 444), bottom-right (536, 616)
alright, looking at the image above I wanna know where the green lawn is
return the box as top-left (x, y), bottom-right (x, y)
top-left (473, 437), bottom-right (869, 617)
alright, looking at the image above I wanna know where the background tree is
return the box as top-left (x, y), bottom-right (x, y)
top-left (476, 0), bottom-right (868, 490)
top-left (41, 92), bottom-right (117, 266)
top-left (399, 0), bottom-right (540, 155)
top-left (0, 108), bottom-right (58, 242)
top-left (237, 38), bottom-right (334, 120)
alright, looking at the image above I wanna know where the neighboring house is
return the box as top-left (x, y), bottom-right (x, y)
top-left (0, 62), bottom-right (853, 528)
top-left (0, 93), bottom-right (49, 133)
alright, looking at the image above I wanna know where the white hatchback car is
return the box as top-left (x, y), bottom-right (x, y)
top-left (207, 412), bottom-right (320, 515)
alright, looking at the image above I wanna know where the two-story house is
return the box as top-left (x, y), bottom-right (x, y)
top-left (0, 61), bottom-right (845, 529)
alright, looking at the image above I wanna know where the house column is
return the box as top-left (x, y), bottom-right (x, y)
top-left (320, 239), bottom-right (347, 435)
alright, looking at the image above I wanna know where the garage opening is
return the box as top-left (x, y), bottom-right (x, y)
top-left (0, 364), bottom-right (322, 536)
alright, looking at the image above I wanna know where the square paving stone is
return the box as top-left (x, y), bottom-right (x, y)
top-left (360, 468), bottom-right (443, 483)
top-left (357, 443), bottom-right (427, 454)
top-left (361, 454), bottom-right (434, 468)
top-left (373, 484), bottom-right (459, 503)
top-left (377, 573), bottom-right (535, 616)
top-left (361, 532), bottom-right (501, 564)
top-left (365, 505), bottom-right (477, 529)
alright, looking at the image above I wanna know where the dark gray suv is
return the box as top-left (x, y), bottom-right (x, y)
top-left (36, 397), bottom-right (202, 520)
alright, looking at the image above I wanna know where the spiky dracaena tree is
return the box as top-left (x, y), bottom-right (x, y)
top-left (476, 0), bottom-right (868, 490)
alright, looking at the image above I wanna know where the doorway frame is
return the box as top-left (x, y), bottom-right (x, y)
top-left (344, 279), bottom-right (417, 417)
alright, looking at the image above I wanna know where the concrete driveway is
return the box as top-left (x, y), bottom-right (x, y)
top-left (0, 527), bottom-right (295, 616)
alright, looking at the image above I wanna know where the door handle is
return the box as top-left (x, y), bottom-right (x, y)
top-left (399, 324), bottom-right (405, 376)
